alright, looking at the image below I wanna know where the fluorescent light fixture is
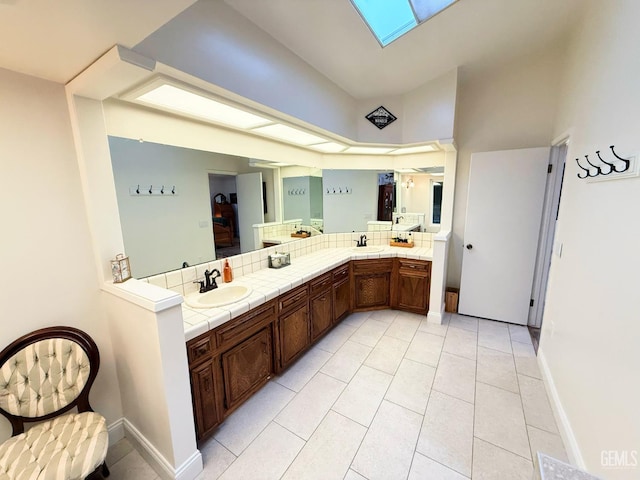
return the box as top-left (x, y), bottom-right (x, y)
top-left (431, 172), bottom-right (445, 177)
top-left (343, 146), bottom-right (395, 154)
top-left (136, 84), bottom-right (272, 129)
top-left (391, 144), bottom-right (437, 155)
top-left (252, 124), bottom-right (328, 146)
top-left (395, 168), bottom-right (418, 173)
top-left (308, 142), bottom-right (347, 153)
top-left (350, 0), bottom-right (458, 47)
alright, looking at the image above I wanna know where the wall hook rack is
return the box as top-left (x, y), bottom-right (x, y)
top-left (129, 184), bottom-right (179, 196)
top-left (576, 145), bottom-right (636, 181)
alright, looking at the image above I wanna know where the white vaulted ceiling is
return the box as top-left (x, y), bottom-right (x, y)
top-left (224, 0), bottom-right (585, 98)
top-left (0, 0), bottom-right (196, 83)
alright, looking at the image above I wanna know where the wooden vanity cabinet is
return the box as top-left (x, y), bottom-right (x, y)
top-left (332, 264), bottom-right (351, 323)
top-left (278, 284), bottom-right (311, 370)
top-left (310, 273), bottom-right (333, 341)
top-left (187, 300), bottom-right (276, 442)
top-left (391, 258), bottom-right (432, 315)
top-left (351, 259), bottom-right (393, 311)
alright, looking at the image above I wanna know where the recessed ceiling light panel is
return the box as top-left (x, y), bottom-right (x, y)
top-left (309, 142), bottom-right (347, 153)
top-left (391, 145), bottom-right (437, 154)
top-left (136, 84), bottom-right (272, 129)
top-left (252, 124), bottom-right (328, 146)
top-left (343, 146), bottom-right (395, 155)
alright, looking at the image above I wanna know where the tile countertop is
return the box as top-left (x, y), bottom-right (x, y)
top-left (181, 245), bottom-right (433, 341)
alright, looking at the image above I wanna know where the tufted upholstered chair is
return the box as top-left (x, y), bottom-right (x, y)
top-left (0, 326), bottom-right (109, 479)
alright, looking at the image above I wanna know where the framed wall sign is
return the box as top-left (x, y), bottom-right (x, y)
top-left (366, 106), bottom-right (397, 130)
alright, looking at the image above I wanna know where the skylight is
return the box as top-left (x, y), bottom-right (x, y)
top-left (350, 0), bottom-right (457, 46)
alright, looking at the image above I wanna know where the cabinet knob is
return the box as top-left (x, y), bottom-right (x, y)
top-left (466, 244), bottom-right (473, 250)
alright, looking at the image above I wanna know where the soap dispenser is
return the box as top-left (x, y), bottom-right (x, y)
top-left (223, 259), bottom-right (233, 283)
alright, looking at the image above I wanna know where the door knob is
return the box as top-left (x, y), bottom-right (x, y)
top-left (466, 244), bottom-right (473, 250)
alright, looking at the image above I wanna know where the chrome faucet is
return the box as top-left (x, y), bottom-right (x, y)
top-left (194, 269), bottom-right (221, 293)
top-left (355, 234), bottom-right (368, 247)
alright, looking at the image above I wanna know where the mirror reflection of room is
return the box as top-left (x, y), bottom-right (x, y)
top-left (209, 175), bottom-right (239, 258)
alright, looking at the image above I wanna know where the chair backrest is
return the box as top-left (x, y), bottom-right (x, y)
top-left (0, 326), bottom-right (100, 435)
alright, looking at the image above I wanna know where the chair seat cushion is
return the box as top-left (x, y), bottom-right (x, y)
top-left (0, 412), bottom-right (107, 480)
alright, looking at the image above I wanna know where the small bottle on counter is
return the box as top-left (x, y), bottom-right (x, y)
top-left (223, 259), bottom-right (233, 283)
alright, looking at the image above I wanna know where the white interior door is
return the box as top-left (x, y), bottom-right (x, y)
top-left (236, 172), bottom-right (264, 253)
top-left (459, 147), bottom-right (550, 324)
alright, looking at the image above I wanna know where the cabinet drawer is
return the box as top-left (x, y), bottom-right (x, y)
top-left (352, 258), bottom-right (393, 274)
top-left (310, 273), bottom-right (332, 295)
top-left (332, 264), bottom-right (349, 283)
top-left (278, 284), bottom-right (308, 313)
top-left (187, 334), bottom-right (214, 365)
top-left (215, 300), bottom-right (276, 348)
top-left (398, 259), bottom-right (431, 273)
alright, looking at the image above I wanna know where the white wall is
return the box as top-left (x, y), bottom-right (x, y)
top-left (322, 170), bottom-right (378, 233)
top-left (133, 0), bottom-right (358, 140)
top-left (283, 176), bottom-right (311, 224)
top-left (540, 1), bottom-right (640, 477)
top-left (0, 67), bottom-right (123, 441)
top-left (449, 45), bottom-right (567, 287)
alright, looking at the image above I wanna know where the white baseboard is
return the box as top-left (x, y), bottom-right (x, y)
top-left (537, 349), bottom-right (585, 469)
top-left (108, 417), bottom-right (203, 480)
top-left (426, 308), bottom-right (445, 324)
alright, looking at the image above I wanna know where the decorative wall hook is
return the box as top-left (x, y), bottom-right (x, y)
top-left (576, 145), bottom-right (633, 180)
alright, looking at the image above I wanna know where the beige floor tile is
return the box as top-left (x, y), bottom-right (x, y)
top-left (448, 314), bottom-right (478, 332)
top-left (106, 438), bottom-right (134, 467)
top-left (418, 315), bottom-right (450, 337)
top-left (197, 439), bottom-right (236, 480)
top-left (478, 320), bottom-right (512, 354)
top-left (432, 352), bottom-right (476, 403)
top-left (275, 372), bottom-right (346, 440)
top-left (315, 323), bottom-right (358, 353)
top-left (509, 324), bottom-right (532, 345)
top-left (408, 452), bottom-right (470, 480)
top-left (416, 390), bottom-right (474, 477)
top-left (527, 425), bottom-right (568, 463)
top-left (275, 345), bottom-right (332, 392)
top-left (474, 382), bottom-right (531, 459)
top-left (368, 309), bottom-right (398, 324)
top-left (109, 450), bottom-right (159, 480)
top-left (472, 438), bottom-right (533, 480)
top-left (218, 423), bottom-right (304, 480)
top-left (405, 331), bottom-right (444, 367)
top-left (518, 374), bottom-right (558, 433)
top-left (332, 365), bottom-right (393, 427)
top-left (442, 327), bottom-right (478, 360)
top-left (282, 411), bottom-right (367, 480)
top-left (344, 469), bottom-right (367, 480)
top-left (351, 401), bottom-right (423, 480)
top-left (342, 312), bottom-right (371, 328)
top-left (512, 340), bottom-right (542, 379)
top-left (214, 381), bottom-right (295, 455)
top-left (477, 346), bottom-right (519, 393)
top-left (385, 314), bottom-right (421, 341)
top-left (385, 358), bottom-right (435, 414)
top-left (349, 318), bottom-right (390, 347)
top-left (363, 335), bottom-right (410, 374)
top-left (320, 340), bottom-right (372, 382)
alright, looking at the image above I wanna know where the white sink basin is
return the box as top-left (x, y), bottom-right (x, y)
top-left (351, 246), bottom-right (384, 253)
top-left (185, 284), bottom-right (252, 309)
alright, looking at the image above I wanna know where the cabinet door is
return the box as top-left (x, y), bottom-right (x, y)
top-left (311, 291), bottom-right (332, 341)
top-left (333, 277), bottom-right (350, 323)
top-left (279, 303), bottom-right (310, 368)
top-left (396, 271), bottom-right (429, 314)
top-left (191, 359), bottom-right (221, 441)
top-left (354, 273), bottom-right (390, 310)
top-left (221, 328), bottom-right (273, 412)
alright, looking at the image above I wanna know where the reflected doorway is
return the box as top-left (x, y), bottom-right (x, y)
top-left (209, 173), bottom-right (241, 258)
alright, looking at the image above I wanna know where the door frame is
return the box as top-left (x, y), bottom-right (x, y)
top-left (528, 135), bottom-right (569, 327)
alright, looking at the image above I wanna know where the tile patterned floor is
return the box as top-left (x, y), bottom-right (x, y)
top-left (107, 312), bottom-right (568, 480)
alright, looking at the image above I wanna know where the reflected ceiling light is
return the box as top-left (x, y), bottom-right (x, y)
top-left (431, 172), bottom-right (445, 177)
top-left (390, 145), bottom-right (437, 154)
top-left (343, 146), bottom-right (395, 154)
top-left (252, 124), bottom-right (328, 146)
top-left (395, 168), bottom-right (418, 173)
top-left (401, 178), bottom-right (415, 189)
top-left (308, 142), bottom-right (347, 153)
top-left (136, 84), bottom-right (272, 129)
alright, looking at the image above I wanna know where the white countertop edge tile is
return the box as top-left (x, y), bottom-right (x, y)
top-left (182, 246), bottom-right (432, 340)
